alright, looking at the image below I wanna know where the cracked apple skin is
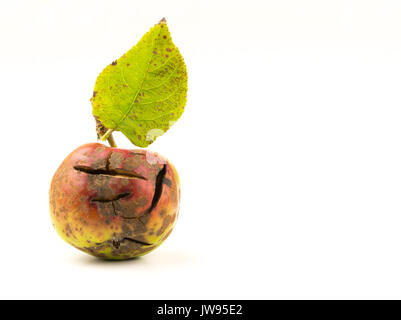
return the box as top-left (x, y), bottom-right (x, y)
top-left (49, 143), bottom-right (180, 260)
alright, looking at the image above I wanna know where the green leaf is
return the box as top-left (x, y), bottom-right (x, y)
top-left (92, 18), bottom-right (187, 147)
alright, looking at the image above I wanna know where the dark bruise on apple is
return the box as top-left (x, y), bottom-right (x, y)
top-left (49, 143), bottom-right (180, 260)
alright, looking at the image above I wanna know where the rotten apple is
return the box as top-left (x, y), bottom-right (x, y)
top-left (49, 143), bottom-right (180, 260)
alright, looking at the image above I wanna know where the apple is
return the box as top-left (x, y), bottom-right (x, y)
top-left (49, 143), bottom-right (180, 260)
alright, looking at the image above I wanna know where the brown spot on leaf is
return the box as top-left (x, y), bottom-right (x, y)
top-left (111, 60), bottom-right (117, 66)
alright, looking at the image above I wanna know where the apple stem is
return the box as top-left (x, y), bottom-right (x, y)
top-left (107, 133), bottom-right (117, 148)
top-left (100, 128), bottom-right (114, 141)
top-left (100, 128), bottom-right (116, 147)
top-left (95, 119), bottom-right (117, 147)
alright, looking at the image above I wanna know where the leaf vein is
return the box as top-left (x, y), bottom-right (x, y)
top-left (135, 84), bottom-right (184, 106)
top-left (115, 29), bottom-right (162, 130)
top-left (143, 63), bottom-right (180, 91)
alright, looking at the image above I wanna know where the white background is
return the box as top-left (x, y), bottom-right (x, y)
top-left (0, 0), bottom-right (401, 299)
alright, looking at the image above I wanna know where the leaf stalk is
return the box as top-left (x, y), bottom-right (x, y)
top-left (107, 133), bottom-right (117, 148)
top-left (100, 128), bottom-right (114, 142)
